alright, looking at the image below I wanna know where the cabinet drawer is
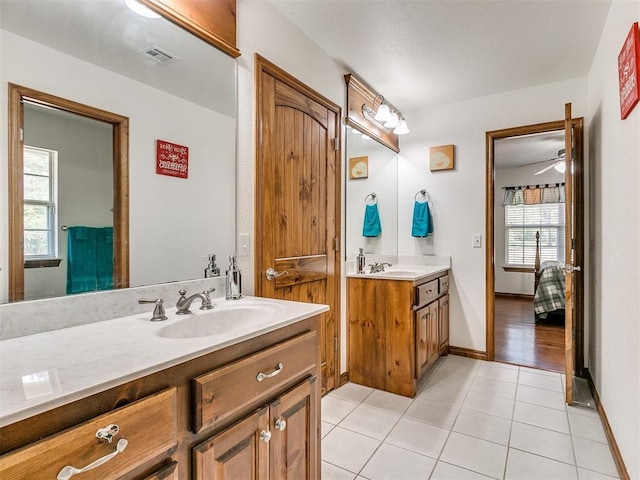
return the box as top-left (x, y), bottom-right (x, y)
top-left (193, 331), bottom-right (317, 432)
top-left (439, 275), bottom-right (449, 295)
top-left (0, 388), bottom-right (177, 479)
top-left (416, 280), bottom-right (438, 307)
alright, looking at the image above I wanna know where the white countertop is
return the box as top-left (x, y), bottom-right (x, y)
top-left (346, 264), bottom-right (449, 285)
top-left (0, 296), bottom-right (328, 427)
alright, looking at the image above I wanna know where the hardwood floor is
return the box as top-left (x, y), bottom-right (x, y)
top-left (494, 294), bottom-right (565, 372)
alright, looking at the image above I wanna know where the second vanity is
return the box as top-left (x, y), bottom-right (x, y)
top-left (0, 296), bottom-right (327, 479)
top-left (347, 264), bottom-right (450, 398)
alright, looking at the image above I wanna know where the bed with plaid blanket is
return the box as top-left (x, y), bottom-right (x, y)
top-left (534, 261), bottom-right (565, 320)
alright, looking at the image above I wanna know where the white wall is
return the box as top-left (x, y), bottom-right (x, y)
top-left (0, 30), bottom-right (236, 302)
top-left (586, 1), bottom-right (640, 477)
top-left (494, 165), bottom-right (564, 295)
top-left (399, 78), bottom-right (588, 351)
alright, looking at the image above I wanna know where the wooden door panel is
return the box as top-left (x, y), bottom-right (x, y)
top-left (256, 56), bottom-right (341, 394)
top-left (275, 80), bottom-right (329, 129)
top-left (270, 377), bottom-right (318, 480)
top-left (564, 103), bottom-right (575, 404)
top-left (192, 406), bottom-right (269, 480)
top-left (273, 255), bottom-right (327, 289)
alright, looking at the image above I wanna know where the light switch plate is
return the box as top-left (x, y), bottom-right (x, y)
top-left (472, 234), bottom-right (482, 248)
top-left (239, 234), bottom-right (250, 256)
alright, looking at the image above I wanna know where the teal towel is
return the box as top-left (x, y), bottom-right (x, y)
top-left (67, 226), bottom-right (98, 294)
top-left (96, 227), bottom-right (114, 291)
top-left (67, 226), bottom-right (114, 294)
top-left (362, 204), bottom-right (382, 237)
top-left (411, 201), bottom-right (433, 237)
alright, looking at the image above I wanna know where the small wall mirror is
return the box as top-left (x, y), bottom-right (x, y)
top-left (0, 0), bottom-right (237, 303)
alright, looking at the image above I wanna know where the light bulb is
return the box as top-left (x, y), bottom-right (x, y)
top-left (394, 120), bottom-right (410, 135)
top-left (384, 112), bottom-right (400, 129)
top-left (374, 104), bottom-right (390, 122)
top-left (125, 0), bottom-right (161, 18)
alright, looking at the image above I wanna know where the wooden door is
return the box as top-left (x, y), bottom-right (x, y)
top-left (564, 103), bottom-right (578, 404)
top-left (270, 377), bottom-right (318, 480)
top-left (192, 406), bottom-right (269, 480)
top-left (255, 56), bottom-right (341, 394)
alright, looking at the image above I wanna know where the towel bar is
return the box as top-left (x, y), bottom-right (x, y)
top-left (365, 192), bottom-right (378, 204)
top-left (415, 189), bottom-right (430, 202)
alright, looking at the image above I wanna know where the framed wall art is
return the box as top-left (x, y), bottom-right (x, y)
top-left (349, 156), bottom-right (369, 179)
top-left (618, 22), bottom-right (640, 120)
top-left (430, 144), bottom-right (455, 171)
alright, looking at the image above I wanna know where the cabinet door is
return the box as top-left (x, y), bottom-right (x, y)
top-left (193, 406), bottom-right (269, 480)
top-left (439, 294), bottom-right (450, 355)
top-left (270, 376), bottom-right (318, 480)
top-left (427, 302), bottom-right (440, 367)
top-left (415, 305), bottom-right (430, 378)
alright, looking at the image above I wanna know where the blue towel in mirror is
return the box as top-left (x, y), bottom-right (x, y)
top-left (67, 226), bottom-right (98, 294)
top-left (362, 204), bottom-right (382, 237)
top-left (411, 201), bottom-right (433, 237)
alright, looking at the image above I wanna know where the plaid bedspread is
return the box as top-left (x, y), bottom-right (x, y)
top-left (534, 261), bottom-right (565, 318)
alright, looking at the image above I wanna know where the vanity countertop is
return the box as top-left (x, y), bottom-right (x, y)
top-left (346, 264), bottom-right (449, 285)
top-left (0, 296), bottom-right (328, 428)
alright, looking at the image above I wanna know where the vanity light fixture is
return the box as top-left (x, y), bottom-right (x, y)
top-left (125, 0), bottom-right (161, 19)
top-left (360, 93), bottom-right (409, 136)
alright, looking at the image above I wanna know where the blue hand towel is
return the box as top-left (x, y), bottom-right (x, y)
top-left (411, 201), bottom-right (433, 237)
top-left (96, 227), bottom-right (114, 291)
top-left (67, 226), bottom-right (98, 294)
top-left (362, 203), bottom-right (382, 237)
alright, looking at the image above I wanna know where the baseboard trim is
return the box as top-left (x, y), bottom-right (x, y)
top-left (448, 346), bottom-right (487, 360)
top-left (584, 369), bottom-right (630, 480)
top-left (339, 372), bottom-right (349, 388)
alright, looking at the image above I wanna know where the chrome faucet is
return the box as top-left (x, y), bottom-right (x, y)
top-left (176, 288), bottom-right (215, 315)
top-left (369, 262), bottom-right (392, 273)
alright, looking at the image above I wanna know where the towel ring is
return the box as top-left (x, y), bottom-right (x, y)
top-left (414, 189), bottom-right (430, 203)
top-left (365, 193), bottom-right (378, 205)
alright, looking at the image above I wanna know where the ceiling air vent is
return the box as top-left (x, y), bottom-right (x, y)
top-left (140, 46), bottom-right (177, 64)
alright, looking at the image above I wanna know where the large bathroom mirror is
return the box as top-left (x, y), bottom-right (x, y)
top-left (345, 129), bottom-right (398, 261)
top-left (0, 0), bottom-right (236, 303)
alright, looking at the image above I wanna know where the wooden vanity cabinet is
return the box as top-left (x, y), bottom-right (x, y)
top-left (0, 316), bottom-right (321, 479)
top-left (193, 376), bottom-right (317, 479)
top-left (348, 271), bottom-right (450, 397)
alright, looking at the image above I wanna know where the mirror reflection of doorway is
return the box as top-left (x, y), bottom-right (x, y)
top-left (491, 127), bottom-right (574, 372)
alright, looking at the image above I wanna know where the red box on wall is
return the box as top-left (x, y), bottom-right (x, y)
top-left (156, 140), bottom-right (189, 179)
top-left (618, 22), bottom-right (640, 120)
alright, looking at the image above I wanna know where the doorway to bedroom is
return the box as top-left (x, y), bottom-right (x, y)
top-left (485, 118), bottom-right (585, 376)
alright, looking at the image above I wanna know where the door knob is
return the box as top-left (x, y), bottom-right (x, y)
top-left (266, 267), bottom-right (289, 281)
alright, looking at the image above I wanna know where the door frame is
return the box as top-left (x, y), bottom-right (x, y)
top-left (253, 54), bottom-right (342, 392)
top-left (485, 118), bottom-right (584, 376)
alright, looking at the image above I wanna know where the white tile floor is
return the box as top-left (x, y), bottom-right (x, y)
top-left (321, 355), bottom-right (620, 480)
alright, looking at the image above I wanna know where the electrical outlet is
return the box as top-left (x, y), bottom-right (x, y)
top-left (472, 234), bottom-right (482, 248)
top-left (239, 234), bottom-right (250, 256)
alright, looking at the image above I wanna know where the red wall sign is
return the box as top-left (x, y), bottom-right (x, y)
top-left (618, 22), bottom-right (640, 120)
top-left (156, 140), bottom-right (189, 179)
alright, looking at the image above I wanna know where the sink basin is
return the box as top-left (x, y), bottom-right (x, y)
top-left (157, 301), bottom-right (282, 339)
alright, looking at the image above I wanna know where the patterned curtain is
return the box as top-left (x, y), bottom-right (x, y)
top-left (503, 183), bottom-right (565, 206)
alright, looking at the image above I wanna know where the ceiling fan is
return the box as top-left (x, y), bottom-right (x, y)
top-left (518, 148), bottom-right (566, 175)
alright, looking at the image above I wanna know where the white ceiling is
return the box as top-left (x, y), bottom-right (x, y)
top-left (266, 0), bottom-right (612, 114)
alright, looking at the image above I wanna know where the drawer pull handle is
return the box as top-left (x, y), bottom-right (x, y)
top-left (260, 430), bottom-right (272, 443)
top-left (256, 362), bottom-right (283, 382)
top-left (274, 418), bottom-right (287, 431)
top-left (57, 438), bottom-right (128, 480)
